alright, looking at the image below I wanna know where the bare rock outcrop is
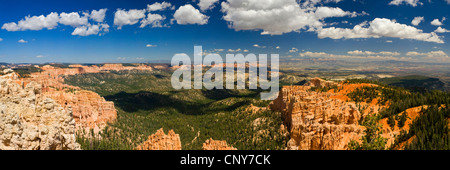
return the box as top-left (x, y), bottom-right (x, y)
top-left (22, 65), bottom-right (118, 134)
top-left (270, 85), bottom-right (365, 150)
top-left (202, 138), bottom-right (237, 150)
top-left (135, 128), bottom-right (182, 150)
top-left (304, 77), bottom-right (337, 88)
top-left (0, 73), bottom-right (80, 150)
top-left (15, 64), bottom-right (156, 135)
top-left (44, 90), bottom-right (117, 134)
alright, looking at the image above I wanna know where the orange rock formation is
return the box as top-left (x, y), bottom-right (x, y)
top-left (270, 78), bottom-right (403, 150)
top-left (18, 64), bottom-right (158, 133)
top-left (135, 130), bottom-right (238, 150)
top-left (270, 85), bottom-right (365, 150)
top-left (135, 128), bottom-right (182, 150)
top-left (274, 78), bottom-right (436, 150)
top-left (18, 65), bottom-right (119, 134)
top-left (379, 106), bottom-right (425, 148)
top-left (44, 90), bottom-right (116, 133)
top-left (202, 138), bottom-right (237, 150)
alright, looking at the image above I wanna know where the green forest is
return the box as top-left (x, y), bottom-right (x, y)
top-left (345, 79), bottom-right (450, 150)
top-left (66, 70), bottom-right (288, 150)
top-left (66, 72), bottom-right (450, 150)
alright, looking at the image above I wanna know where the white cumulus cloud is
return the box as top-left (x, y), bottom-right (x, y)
top-left (140, 13), bottom-right (166, 28)
top-left (174, 4), bottom-right (209, 25)
top-left (431, 19), bottom-right (443, 26)
top-left (72, 23), bottom-right (109, 36)
top-left (314, 6), bottom-right (355, 19)
top-left (302, 0), bottom-right (344, 7)
top-left (2, 10), bottom-right (110, 36)
top-left (2, 12), bottom-right (60, 31)
top-left (411, 16), bottom-right (424, 26)
top-left (113, 9), bottom-right (146, 29)
top-left (59, 12), bottom-right (89, 27)
top-left (435, 27), bottom-right (450, 33)
top-left (198, 0), bottom-right (220, 11)
top-left (220, 0), bottom-right (362, 35)
top-left (317, 18), bottom-right (444, 43)
top-left (147, 2), bottom-right (173, 11)
top-left (89, 8), bottom-right (108, 22)
top-left (388, 0), bottom-right (422, 6)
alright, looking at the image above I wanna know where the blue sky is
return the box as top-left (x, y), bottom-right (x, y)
top-left (0, 0), bottom-right (449, 63)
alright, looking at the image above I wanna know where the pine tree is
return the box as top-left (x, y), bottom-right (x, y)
top-left (349, 114), bottom-right (387, 150)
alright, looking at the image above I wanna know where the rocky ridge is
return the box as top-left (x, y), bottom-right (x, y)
top-left (16, 64), bottom-right (157, 134)
top-left (22, 65), bottom-right (119, 134)
top-left (0, 72), bottom-right (80, 150)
